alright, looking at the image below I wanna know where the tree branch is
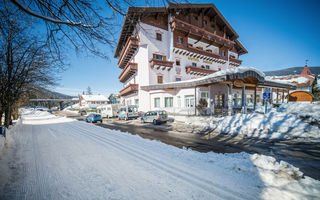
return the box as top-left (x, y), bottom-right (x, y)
top-left (9, 0), bottom-right (100, 28)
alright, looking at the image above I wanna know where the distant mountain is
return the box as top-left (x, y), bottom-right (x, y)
top-left (264, 66), bottom-right (320, 76)
top-left (29, 88), bottom-right (74, 99)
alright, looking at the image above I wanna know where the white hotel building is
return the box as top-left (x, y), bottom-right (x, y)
top-left (115, 4), bottom-right (294, 115)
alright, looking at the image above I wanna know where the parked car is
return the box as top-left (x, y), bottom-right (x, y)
top-left (86, 113), bottom-right (103, 123)
top-left (118, 105), bottom-right (139, 120)
top-left (79, 110), bottom-right (87, 116)
top-left (141, 110), bottom-right (168, 125)
top-left (97, 104), bottom-right (120, 118)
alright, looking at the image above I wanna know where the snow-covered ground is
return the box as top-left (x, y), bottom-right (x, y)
top-left (0, 109), bottom-right (319, 199)
top-left (181, 102), bottom-right (320, 141)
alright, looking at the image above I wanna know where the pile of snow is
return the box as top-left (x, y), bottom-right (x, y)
top-left (64, 103), bottom-right (80, 110)
top-left (0, 135), bottom-right (5, 152)
top-left (278, 102), bottom-right (320, 122)
top-left (212, 112), bottom-right (320, 140)
top-left (181, 102), bottom-right (320, 140)
top-left (266, 76), bottom-right (309, 84)
top-left (20, 108), bottom-right (74, 125)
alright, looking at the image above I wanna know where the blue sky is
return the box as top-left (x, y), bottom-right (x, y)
top-left (53, 0), bottom-right (320, 96)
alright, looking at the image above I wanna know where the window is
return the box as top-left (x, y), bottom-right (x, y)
top-left (185, 95), bottom-right (195, 108)
top-left (164, 97), bottom-right (173, 107)
top-left (177, 96), bottom-right (181, 108)
top-left (196, 46), bottom-right (203, 50)
top-left (154, 54), bottom-right (163, 60)
top-left (192, 62), bottom-right (197, 67)
top-left (156, 33), bottom-right (162, 41)
top-left (157, 75), bottom-right (163, 84)
top-left (203, 20), bottom-right (207, 25)
top-left (205, 65), bottom-right (210, 69)
top-left (154, 98), bottom-right (160, 108)
top-left (200, 92), bottom-right (209, 101)
top-left (188, 43), bottom-right (193, 47)
top-left (193, 16), bottom-right (198, 21)
top-left (178, 36), bottom-right (183, 44)
top-left (206, 49), bottom-right (212, 52)
top-left (176, 59), bottom-right (180, 66)
top-left (201, 65), bottom-right (205, 68)
top-left (135, 99), bottom-right (139, 106)
top-left (222, 51), bottom-right (225, 57)
top-left (176, 77), bottom-right (181, 81)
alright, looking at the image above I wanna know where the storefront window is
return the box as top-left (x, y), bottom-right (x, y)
top-left (185, 95), bottom-right (195, 107)
top-left (164, 97), bottom-right (173, 107)
top-left (154, 98), bottom-right (160, 108)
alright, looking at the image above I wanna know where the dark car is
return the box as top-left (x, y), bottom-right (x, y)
top-left (141, 110), bottom-right (168, 125)
top-left (86, 113), bottom-right (103, 123)
top-left (79, 110), bottom-right (87, 116)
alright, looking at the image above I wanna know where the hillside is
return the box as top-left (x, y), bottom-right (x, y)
top-left (28, 88), bottom-right (74, 99)
top-left (264, 66), bottom-right (320, 76)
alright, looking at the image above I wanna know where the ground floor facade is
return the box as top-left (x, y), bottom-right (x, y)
top-left (120, 67), bottom-right (295, 115)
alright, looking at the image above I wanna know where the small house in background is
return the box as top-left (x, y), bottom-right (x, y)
top-left (79, 95), bottom-right (108, 108)
top-left (269, 65), bottom-right (316, 103)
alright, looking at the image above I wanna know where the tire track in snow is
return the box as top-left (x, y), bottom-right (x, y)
top-left (62, 122), bottom-right (253, 200)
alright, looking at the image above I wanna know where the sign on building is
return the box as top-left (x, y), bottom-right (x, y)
top-left (262, 88), bottom-right (271, 100)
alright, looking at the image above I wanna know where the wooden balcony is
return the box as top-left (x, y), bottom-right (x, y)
top-left (118, 37), bottom-right (139, 68)
top-left (229, 57), bottom-right (242, 66)
top-left (186, 66), bottom-right (217, 76)
top-left (119, 63), bottom-right (138, 83)
top-left (149, 59), bottom-right (174, 71)
top-left (119, 84), bottom-right (138, 97)
top-left (173, 44), bottom-right (227, 64)
top-left (170, 18), bottom-right (235, 49)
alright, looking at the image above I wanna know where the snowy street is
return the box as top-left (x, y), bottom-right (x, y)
top-left (0, 110), bottom-right (319, 199)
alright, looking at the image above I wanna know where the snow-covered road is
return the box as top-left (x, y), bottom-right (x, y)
top-left (0, 110), bottom-right (319, 199)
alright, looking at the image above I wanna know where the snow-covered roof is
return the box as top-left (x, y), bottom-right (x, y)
top-left (80, 95), bottom-right (107, 101)
top-left (267, 75), bottom-right (315, 88)
top-left (141, 67), bottom-right (295, 90)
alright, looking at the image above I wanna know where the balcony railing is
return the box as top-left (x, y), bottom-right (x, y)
top-left (118, 37), bottom-right (139, 68)
top-left (173, 44), bottom-right (227, 64)
top-left (185, 66), bottom-right (217, 76)
top-left (149, 59), bottom-right (174, 71)
top-left (119, 63), bottom-right (138, 83)
top-left (119, 84), bottom-right (138, 97)
top-left (229, 57), bottom-right (242, 66)
top-left (170, 18), bottom-right (235, 49)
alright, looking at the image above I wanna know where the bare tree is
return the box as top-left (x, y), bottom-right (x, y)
top-left (0, 2), bottom-right (61, 127)
top-left (7, 0), bottom-right (183, 60)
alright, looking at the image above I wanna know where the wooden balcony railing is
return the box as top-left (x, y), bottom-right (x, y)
top-left (186, 66), bottom-right (217, 76)
top-left (229, 57), bottom-right (242, 65)
top-left (170, 18), bottom-right (235, 49)
top-left (173, 44), bottom-right (227, 64)
top-left (119, 84), bottom-right (138, 97)
top-left (119, 63), bottom-right (138, 83)
top-left (118, 37), bottom-right (139, 68)
top-left (149, 59), bottom-right (174, 70)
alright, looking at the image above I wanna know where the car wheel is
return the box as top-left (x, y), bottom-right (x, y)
top-left (141, 119), bottom-right (145, 123)
top-left (153, 120), bottom-right (157, 125)
top-left (100, 120), bottom-right (103, 123)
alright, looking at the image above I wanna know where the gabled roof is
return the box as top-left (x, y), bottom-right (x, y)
top-left (80, 95), bottom-right (108, 101)
top-left (114, 3), bottom-right (246, 58)
top-left (301, 65), bottom-right (314, 76)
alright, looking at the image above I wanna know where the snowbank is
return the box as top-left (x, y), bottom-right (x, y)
top-left (0, 135), bottom-right (5, 152)
top-left (20, 108), bottom-right (74, 125)
top-left (181, 102), bottom-right (320, 141)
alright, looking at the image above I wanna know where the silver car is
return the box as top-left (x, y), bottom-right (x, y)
top-left (141, 110), bottom-right (168, 125)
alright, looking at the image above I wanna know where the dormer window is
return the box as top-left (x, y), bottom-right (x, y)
top-left (192, 62), bottom-right (197, 67)
top-left (206, 49), bottom-right (212, 53)
top-left (188, 43), bottom-right (193, 47)
top-left (176, 59), bottom-right (180, 66)
top-left (178, 36), bottom-right (183, 44)
top-left (156, 33), bottom-right (162, 41)
top-left (203, 20), bottom-right (207, 25)
top-left (153, 54), bottom-right (164, 60)
top-left (193, 16), bottom-right (198, 21)
top-left (222, 51), bottom-right (225, 57)
top-left (196, 46), bottom-right (203, 50)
